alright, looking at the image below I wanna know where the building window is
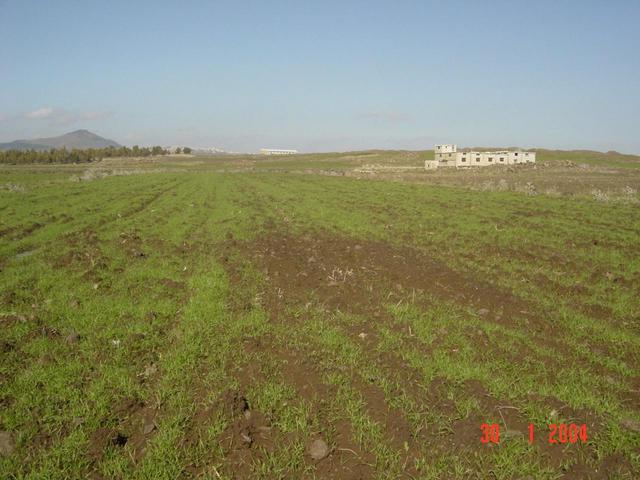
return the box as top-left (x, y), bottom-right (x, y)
top-left (461, 158), bottom-right (466, 162)
top-left (500, 157), bottom-right (504, 162)
top-left (515, 152), bottom-right (518, 156)
top-left (488, 157), bottom-right (493, 162)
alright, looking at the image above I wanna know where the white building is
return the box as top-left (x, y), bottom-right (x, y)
top-left (430, 144), bottom-right (535, 169)
top-left (260, 148), bottom-right (299, 155)
top-left (434, 144), bottom-right (457, 167)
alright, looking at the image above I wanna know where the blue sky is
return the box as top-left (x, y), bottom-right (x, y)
top-left (1, 0), bottom-right (639, 152)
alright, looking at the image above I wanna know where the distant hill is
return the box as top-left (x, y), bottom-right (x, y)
top-left (0, 129), bottom-right (120, 151)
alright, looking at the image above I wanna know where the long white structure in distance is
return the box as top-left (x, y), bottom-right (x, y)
top-left (259, 148), bottom-right (299, 155)
top-left (426, 144), bottom-right (536, 169)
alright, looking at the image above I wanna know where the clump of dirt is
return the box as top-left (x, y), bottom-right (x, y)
top-left (117, 231), bottom-right (147, 259)
top-left (87, 397), bottom-right (158, 464)
top-left (125, 407), bottom-right (158, 461)
top-left (88, 428), bottom-right (128, 461)
top-left (219, 390), bottom-right (251, 418)
top-left (216, 389), bottom-right (277, 478)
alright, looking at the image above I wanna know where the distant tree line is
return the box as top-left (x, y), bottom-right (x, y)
top-left (0, 145), bottom-right (182, 165)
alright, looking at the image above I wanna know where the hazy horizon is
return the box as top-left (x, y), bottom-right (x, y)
top-left (1, 1), bottom-right (639, 154)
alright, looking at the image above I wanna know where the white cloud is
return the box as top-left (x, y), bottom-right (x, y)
top-left (25, 107), bottom-right (54, 119)
top-left (23, 107), bottom-right (112, 125)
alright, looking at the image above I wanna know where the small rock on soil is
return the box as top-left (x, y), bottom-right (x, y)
top-left (308, 438), bottom-right (330, 460)
top-left (143, 419), bottom-right (155, 435)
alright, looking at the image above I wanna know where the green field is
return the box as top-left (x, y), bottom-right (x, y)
top-left (1, 156), bottom-right (639, 478)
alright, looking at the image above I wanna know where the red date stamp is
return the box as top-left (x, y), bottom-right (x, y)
top-left (480, 423), bottom-right (587, 444)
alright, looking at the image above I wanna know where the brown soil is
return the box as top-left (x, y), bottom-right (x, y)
top-left (88, 427), bottom-right (128, 462)
top-left (184, 241), bottom-right (380, 479)
top-left (214, 227), bottom-right (625, 477)
top-left (0, 222), bottom-right (45, 240)
top-left (216, 390), bottom-right (279, 478)
top-left (249, 231), bottom-right (552, 336)
top-left (54, 228), bottom-right (109, 285)
top-left (87, 397), bottom-right (158, 465)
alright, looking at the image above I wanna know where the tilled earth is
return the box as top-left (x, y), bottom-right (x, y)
top-left (1, 170), bottom-right (638, 479)
top-left (212, 229), bottom-right (633, 478)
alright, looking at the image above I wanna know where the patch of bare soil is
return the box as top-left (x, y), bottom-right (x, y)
top-left (88, 427), bottom-right (129, 462)
top-left (214, 237), bottom-right (415, 477)
top-left (184, 240), bottom-right (379, 479)
top-left (0, 222), bottom-right (45, 240)
top-left (87, 396), bottom-right (159, 468)
top-left (241, 229), bottom-right (632, 393)
top-left (117, 231), bottom-right (147, 259)
top-left (214, 390), bottom-right (280, 478)
top-left (220, 228), bottom-right (622, 476)
top-left (87, 398), bottom-right (137, 462)
top-left (250, 231), bottom-right (552, 335)
top-left (54, 228), bottom-right (109, 285)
